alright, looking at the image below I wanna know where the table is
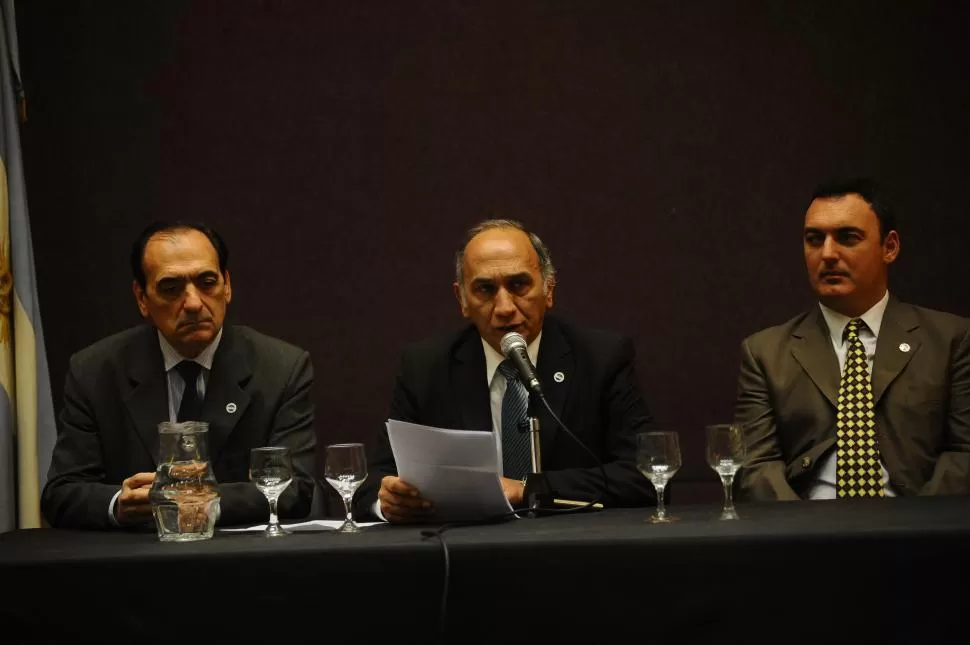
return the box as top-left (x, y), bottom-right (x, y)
top-left (3, 496), bottom-right (969, 644)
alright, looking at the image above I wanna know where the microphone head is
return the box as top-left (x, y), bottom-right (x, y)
top-left (500, 331), bottom-right (528, 357)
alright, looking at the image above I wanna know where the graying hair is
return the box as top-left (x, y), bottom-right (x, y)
top-left (454, 219), bottom-right (556, 293)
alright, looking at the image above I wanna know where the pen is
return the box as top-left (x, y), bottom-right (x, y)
top-left (553, 498), bottom-right (604, 509)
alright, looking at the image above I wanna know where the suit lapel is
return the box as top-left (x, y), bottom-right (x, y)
top-left (872, 298), bottom-right (920, 406)
top-left (452, 329), bottom-right (492, 432)
top-left (790, 308), bottom-right (841, 409)
top-left (535, 318), bottom-right (572, 452)
top-left (123, 327), bottom-right (169, 466)
top-left (201, 326), bottom-right (252, 461)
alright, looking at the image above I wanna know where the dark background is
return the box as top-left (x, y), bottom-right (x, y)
top-left (15, 0), bottom-right (970, 510)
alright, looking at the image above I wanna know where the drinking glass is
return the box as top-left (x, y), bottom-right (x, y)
top-left (249, 446), bottom-right (293, 537)
top-left (325, 443), bottom-right (368, 533)
top-left (706, 423), bottom-right (746, 520)
top-left (636, 431), bottom-right (682, 523)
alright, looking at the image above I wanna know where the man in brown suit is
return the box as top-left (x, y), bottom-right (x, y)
top-left (734, 178), bottom-right (970, 500)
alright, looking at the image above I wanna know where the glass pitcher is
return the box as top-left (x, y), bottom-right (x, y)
top-left (149, 421), bottom-right (221, 542)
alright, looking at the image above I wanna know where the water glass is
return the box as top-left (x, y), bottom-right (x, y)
top-left (250, 446), bottom-right (293, 537)
top-left (706, 423), bottom-right (746, 520)
top-left (325, 443), bottom-right (368, 533)
top-left (636, 431), bottom-right (682, 523)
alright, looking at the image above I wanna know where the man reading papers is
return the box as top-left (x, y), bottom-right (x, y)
top-left (356, 219), bottom-right (655, 522)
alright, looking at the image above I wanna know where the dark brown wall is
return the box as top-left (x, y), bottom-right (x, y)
top-left (17, 1), bottom-right (970, 508)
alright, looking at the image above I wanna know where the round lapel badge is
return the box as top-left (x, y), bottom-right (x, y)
top-left (553, 371), bottom-right (565, 383)
top-left (898, 343), bottom-right (911, 353)
top-left (225, 402), bottom-right (238, 414)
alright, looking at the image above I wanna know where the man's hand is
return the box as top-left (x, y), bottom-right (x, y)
top-left (114, 472), bottom-right (155, 524)
top-left (378, 476), bottom-right (434, 523)
top-left (501, 477), bottom-right (525, 506)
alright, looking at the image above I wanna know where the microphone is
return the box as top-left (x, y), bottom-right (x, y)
top-left (500, 331), bottom-right (543, 396)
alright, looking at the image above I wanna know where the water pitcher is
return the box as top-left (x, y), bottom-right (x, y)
top-left (150, 421), bottom-right (220, 542)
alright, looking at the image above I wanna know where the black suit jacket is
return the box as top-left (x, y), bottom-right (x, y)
top-left (42, 324), bottom-right (316, 529)
top-left (356, 315), bottom-right (655, 517)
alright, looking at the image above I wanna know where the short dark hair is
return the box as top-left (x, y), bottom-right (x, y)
top-left (810, 177), bottom-right (897, 239)
top-left (130, 221), bottom-right (229, 288)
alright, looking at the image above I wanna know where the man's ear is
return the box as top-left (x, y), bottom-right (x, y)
top-left (223, 270), bottom-right (232, 304)
top-left (883, 230), bottom-right (900, 265)
top-left (132, 280), bottom-right (150, 318)
top-left (544, 278), bottom-right (556, 309)
top-left (453, 282), bottom-right (469, 318)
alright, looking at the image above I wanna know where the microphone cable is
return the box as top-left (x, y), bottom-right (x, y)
top-left (419, 395), bottom-right (611, 641)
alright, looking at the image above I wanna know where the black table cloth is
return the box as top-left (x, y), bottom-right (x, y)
top-left (2, 496), bottom-right (968, 644)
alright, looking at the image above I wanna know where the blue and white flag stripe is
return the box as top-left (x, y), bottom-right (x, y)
top-left (0, 0), bottom-right (56, 532)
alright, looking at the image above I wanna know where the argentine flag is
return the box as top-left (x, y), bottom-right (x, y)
top-left (0, 0), bottom-right (55, 532)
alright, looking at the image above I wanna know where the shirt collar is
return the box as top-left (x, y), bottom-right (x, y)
top-left (483, 331), bottom-right (542, 387)
top-left (158, 327), bottom-right (223, 372)
top-left (819, 291), bottom-right (889, 346)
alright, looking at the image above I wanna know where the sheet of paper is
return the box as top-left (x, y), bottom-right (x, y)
top-left (220, 519), bottom-right (382, 533)
top-left (386, 419), bottom-right (514, 522)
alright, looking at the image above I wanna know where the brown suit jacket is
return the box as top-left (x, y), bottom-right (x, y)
top-left (734, 297), bottom-right (970, 500)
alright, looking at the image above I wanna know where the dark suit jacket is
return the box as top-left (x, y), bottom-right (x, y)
top-left (355, 315), bottom-right (655, 517)
top-left (734, 297), bottom-right (970, 500)
top-left (42, 324), bottom-right (317, 529)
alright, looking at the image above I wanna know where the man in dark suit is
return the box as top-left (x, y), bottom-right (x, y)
top-left (42, 222), bottom-right (316, 529)
top-left (357, 219), bottom-right (655, 522)
top-left (735, 179), bottom-right (970, 500)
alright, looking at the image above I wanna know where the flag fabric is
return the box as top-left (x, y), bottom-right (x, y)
top-left (0, 0), bottom-right (56, 532)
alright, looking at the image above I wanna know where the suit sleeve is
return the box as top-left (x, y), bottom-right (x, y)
top-left (216, 351), bottom-right (317, 525)
top-left (921, 325), bottom-right (970, 494)
top-left (735, 338), bottom-right (800, 501)
top-left (41, 356), bottom-right (120, 529)
top-left (543, 337), bottom-right (656, 507)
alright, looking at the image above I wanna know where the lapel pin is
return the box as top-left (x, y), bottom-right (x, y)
top-left (898, 343), bottom-right (911, 353)
top-left (225, 402), bottom-right (237, 414)
top-left (553, 371), bottom-right (565, 383)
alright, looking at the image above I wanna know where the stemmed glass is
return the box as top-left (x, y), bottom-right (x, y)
top-left (706, 423), bottom-right (746, 520)
top-left (325, 443), bottom-right (368, 533)
top-left (636, 431), bottom-right (682, 523)
top-left (249, 446), bottom-right (293, 537)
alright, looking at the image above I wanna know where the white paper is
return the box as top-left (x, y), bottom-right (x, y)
top-left (220, 519), bottom-right (382, 533)
top-left (386, 419), bottom-right (514, 522)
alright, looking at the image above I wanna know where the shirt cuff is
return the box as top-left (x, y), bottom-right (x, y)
top-left (107, 488), bottom-right (123, 527)
top-left (372, 499), bottom-right (387, 522)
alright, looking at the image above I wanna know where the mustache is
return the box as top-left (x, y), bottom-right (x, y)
top-left (177, 317), bottom-right (213, 328)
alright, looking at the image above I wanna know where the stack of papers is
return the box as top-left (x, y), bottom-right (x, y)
top-left (387, 419), bottom-right (514, 522)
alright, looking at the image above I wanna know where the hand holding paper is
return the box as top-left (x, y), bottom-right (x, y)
top-left (386, 419), bottom-right (514, 523)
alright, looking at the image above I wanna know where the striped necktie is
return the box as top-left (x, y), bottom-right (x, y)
top-left (498, 360), bottom-right (532, 480)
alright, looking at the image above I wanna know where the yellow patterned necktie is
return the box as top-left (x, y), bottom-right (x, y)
top-left (836, 318), bottom-right (884, 498)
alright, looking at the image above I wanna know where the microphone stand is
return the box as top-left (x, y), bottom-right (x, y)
top-left (523, 389), bottom-right (554, 518)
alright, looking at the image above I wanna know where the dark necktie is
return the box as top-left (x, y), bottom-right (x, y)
top-left (175, 360), bottom-right (204, 422)
top-left (498, 360), bottom-right (532, 480)
top-left (836, 319), bottom-right (884, 498)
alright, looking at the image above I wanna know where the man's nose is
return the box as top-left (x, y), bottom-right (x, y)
top-left (820, 236), bottom-right (839, 262)
top-left (182, 285), bottom-right (203, 311)
top-left (493, 288), bottom-right (516, 317)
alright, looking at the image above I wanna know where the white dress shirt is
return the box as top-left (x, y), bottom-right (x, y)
top-left (107, 329), bottom-right (223, 525)
top-left (806, 291), bottom-right (896, 499)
